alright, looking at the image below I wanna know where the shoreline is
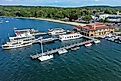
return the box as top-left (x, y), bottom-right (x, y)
top-left (26, 17), bottom-right (87, 26)
top-left (1, 16), bottom-right (86, 26)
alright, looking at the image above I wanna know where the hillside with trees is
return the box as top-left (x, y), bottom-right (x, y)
top-left (0, 6), bottom-right (121, 22)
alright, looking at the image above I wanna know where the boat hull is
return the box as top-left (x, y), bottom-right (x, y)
top-left (85, 43), bottom-right (92, 47)
top-left (58, 48), bottom-right (68, 54)
top-left (2, 43), bottom-right (32, 50)
top-left (38, 55), bottom-right (53, 61)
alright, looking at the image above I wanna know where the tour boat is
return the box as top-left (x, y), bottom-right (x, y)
top-left (85, 42), bottom-right (92, 47)
top-left (38, 55), bottom-right (53, 61)
top-left (94, 40), bottom-right (101, 44)
top-left (48, 28), bottom-right (66, 35)
top-left (2, 36), bottom-right (35, 50)
top-left (2, 41), bottom-right (32, 50)
top-left (59, 33), bottom-right (82, 41)
top-left (58, 48), bottom-right (68, 54)
top-left (14, 28), bottom-right (39, 37)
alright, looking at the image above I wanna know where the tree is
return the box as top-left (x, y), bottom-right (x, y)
top-left (82, 15), bottom-right (92, 23)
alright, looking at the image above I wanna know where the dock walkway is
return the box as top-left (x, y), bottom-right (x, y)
top-left (30, 39), bottom-right (94, 59)
top-left (33, 37), bottom-right (59, 44)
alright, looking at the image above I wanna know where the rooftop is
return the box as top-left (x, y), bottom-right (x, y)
top-left (76, 23), bottom-right (114, 31)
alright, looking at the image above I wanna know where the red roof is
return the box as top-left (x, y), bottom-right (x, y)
top-left (76, 23), bottom-right (113, 31)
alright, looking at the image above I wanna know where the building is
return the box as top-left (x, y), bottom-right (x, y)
top-left (75, 23), bottom-right (115, 38)
top-left (107, 15), bottom-right (121, 22)
top-left (99, 14), bottom-right (110, 20)
top-left (99, 14), bottom-right (121, 22)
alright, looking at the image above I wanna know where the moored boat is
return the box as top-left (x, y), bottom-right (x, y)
top-left (85, 42), bottom-right (92, 47)
top-left (14, 28), bottom-right (39, 37)
top-left (94, 40), bottom-right (101, 44)
top-left (48, 28), bottom-right (66, 35)
top-left (38, 55), bottom-right (53, 61)
top-left (59, 33), bottom-right (82, 41)
top-left (71, 47), bottom-right (80, 51)
top-left (58, 48), bottom-right (68, 54)
top-left (2, 36), bottom-right (35, 50)
top-left (2, 41), bottom-right (32, 50)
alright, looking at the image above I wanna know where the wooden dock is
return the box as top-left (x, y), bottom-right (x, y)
top-left (30, 39), bottom-right (94, 59)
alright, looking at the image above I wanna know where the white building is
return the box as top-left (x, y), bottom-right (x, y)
top-left (99, 14), bottom-right (121, 22)
top-left (99, 14), bottom-right (110, 20)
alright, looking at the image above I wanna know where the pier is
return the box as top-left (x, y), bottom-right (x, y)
top-left (30, 39), bottom-right (94, 59)
top-left (33, 37), bottom-right (59, 44)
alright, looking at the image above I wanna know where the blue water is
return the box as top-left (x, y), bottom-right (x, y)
top-left (0, 18), bottom-right (121, 81)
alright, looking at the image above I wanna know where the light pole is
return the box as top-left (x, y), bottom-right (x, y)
top-left (38, 37), bottom-right (43, 54)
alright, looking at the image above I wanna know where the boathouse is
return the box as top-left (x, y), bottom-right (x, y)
top-left (75, 23), bottom-right (115, 38)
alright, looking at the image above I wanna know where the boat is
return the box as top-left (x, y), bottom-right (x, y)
top-left (2, 36), bottom-right (35, 50)
top-left (59, 33), bottom-right (82, 41)
top-left (2, 41), bottom-right (32, 50)
top-left (14, 28), bottom-right (39, 37)
top-left (38, 55), bottom-right (53, 61)
top-left (107, 37), bottom-right (115, 41)
top-left (71, 47), bottom-right (80, 51)
top-left (5, 21), bottom-right (9, 23)
top-left (58, 48), bottom-right (68, 54)
top-left (118, 41), bottom-right (121, 44)
top-left (85, 42), bottom-right (92, 47)
top-left (94, 40), bottom-right (101, 44)
top-left (48, 28), bottom-right (66, 35)
top-left (37, 37), bottom-right (54, 61)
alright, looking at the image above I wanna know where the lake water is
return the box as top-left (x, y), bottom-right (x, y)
top-left (0, 17), bottom-right (121, 81)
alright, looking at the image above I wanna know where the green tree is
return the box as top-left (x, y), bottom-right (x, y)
top-left (82, 15), bottom-right (92, 23)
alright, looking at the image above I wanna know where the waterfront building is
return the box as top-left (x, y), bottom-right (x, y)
top-left (75, 23), bottom-right (115, 38)
top-left (107, 16), bottom-right (121, 22)
top-left (98, 14), bottom-right (121, 22)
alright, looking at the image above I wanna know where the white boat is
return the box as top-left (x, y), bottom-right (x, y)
top-left (37, 37), bottom-right (54, 62)
top-left (5, 21), bottom-right (9, 23)
top-left (71, 47), bottom-right (80, 51)
top-left (85, 42), bottom-right (92, 47)
top-left (58, 48), bottom-right (68, 54)
top-left (14, 28), bottom-right (38, 37)
top-left (38, 55), bottom-right (53, 61)
top-left (2, 41), bottom-right (32, 50)
top-left (48, 28), bottom-right (66, 35)
top-left (94, 40), bottom-right (101, 44)
top-left (59, 33), bottom-right (82, 41)
top-left (2, 36), bottom-right (35, 50)
top-left (107, 37), bottom-right (115, 41)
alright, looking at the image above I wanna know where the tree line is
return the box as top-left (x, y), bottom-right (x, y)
top-left (0, 6), bottom-right (120, 21)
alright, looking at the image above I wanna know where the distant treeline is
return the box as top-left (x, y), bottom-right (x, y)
top-left (0, 6), bottom-right (121, 21)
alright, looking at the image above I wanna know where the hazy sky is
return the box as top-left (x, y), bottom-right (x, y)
top-left (0, 0), bottom-right (121, 7)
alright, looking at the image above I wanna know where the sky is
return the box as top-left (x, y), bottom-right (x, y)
top-left (0, 0), bottom-right (121, 7)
